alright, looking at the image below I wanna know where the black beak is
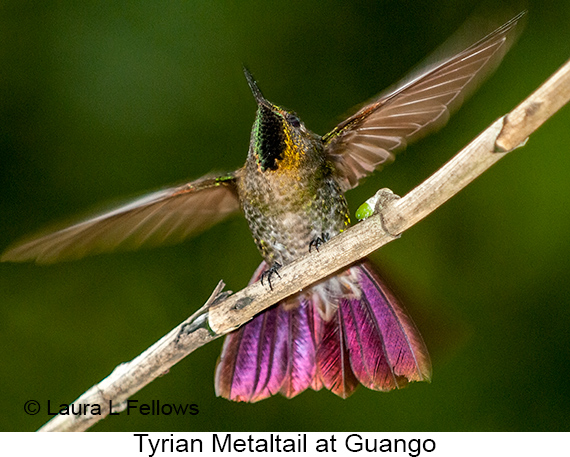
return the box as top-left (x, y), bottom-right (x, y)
top-left (243, 67), bottom-right (269, 107)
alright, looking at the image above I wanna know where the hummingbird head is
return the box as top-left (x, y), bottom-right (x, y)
top-left (244, 68), bottom-right (315, 173)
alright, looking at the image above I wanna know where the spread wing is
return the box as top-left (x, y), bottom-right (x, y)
top-left (1, 174), bottom-right (241, 264)
top-left (324, 11), bottom-right (526, 190)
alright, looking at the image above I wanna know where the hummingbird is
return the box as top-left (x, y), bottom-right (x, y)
top-left (2, 13), bottom-right (524, 401)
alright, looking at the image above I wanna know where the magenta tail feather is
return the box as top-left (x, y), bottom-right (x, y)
top-left (317, 312), bottom-right (360, 398)
top-left (215, 260), bottom-right (431, 402)
top-left (214, 297), bottom-right (318, 402)
top-left (340, 263), bottom-right (431, 391)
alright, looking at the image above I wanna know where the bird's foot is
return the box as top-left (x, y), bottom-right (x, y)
top-left (309, 232), bottom-right (330, 253)
top-left (260, 262), bottom-right (282, 290)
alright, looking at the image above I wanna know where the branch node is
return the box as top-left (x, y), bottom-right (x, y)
top-left (232, 296), bottom-right (254, 311)
top-left (373, 188), bottom-right (402, 239)
top-left (207, 281), bottom-right (231, 308)
top-left (495, 114), bottom-right (530, 152)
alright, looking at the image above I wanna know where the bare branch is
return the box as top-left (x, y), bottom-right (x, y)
top-left (496, 57), bottom-right (570, 151)
top-left (38, 57), bottom-right (570, 432)
top-left (38, 282), bottom-right (228, 432)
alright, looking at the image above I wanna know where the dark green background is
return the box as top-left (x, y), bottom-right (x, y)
top-left (1, 1), bottom-right (569, 432)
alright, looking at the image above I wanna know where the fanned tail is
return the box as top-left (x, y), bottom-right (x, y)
top-left (214, 259), bottom-right (431, 402)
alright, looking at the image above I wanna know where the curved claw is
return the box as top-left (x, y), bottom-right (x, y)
top-left (260, 262), bottom-right (282, 290)
top-left (309, 232), bottom-right (330, 253)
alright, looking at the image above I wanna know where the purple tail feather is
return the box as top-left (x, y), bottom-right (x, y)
top-left (215, 260), bottom-right (431, 402)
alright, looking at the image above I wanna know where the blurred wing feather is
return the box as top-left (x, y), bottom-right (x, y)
top-left (1, 175), bottom-right (240, 264)
top-left (324, 11), bottom-right (526, 190)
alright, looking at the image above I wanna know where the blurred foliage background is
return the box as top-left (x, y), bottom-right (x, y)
top-left (1, 0), bottom-right (569, 432)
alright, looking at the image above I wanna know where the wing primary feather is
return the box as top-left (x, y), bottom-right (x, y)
top-left (1, 174), bottom-right (240, 264)
top-left (324, 11), bottom-right (526, 190)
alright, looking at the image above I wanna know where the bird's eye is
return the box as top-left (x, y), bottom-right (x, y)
top-left (287, 113), bottom-right (301, 127)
